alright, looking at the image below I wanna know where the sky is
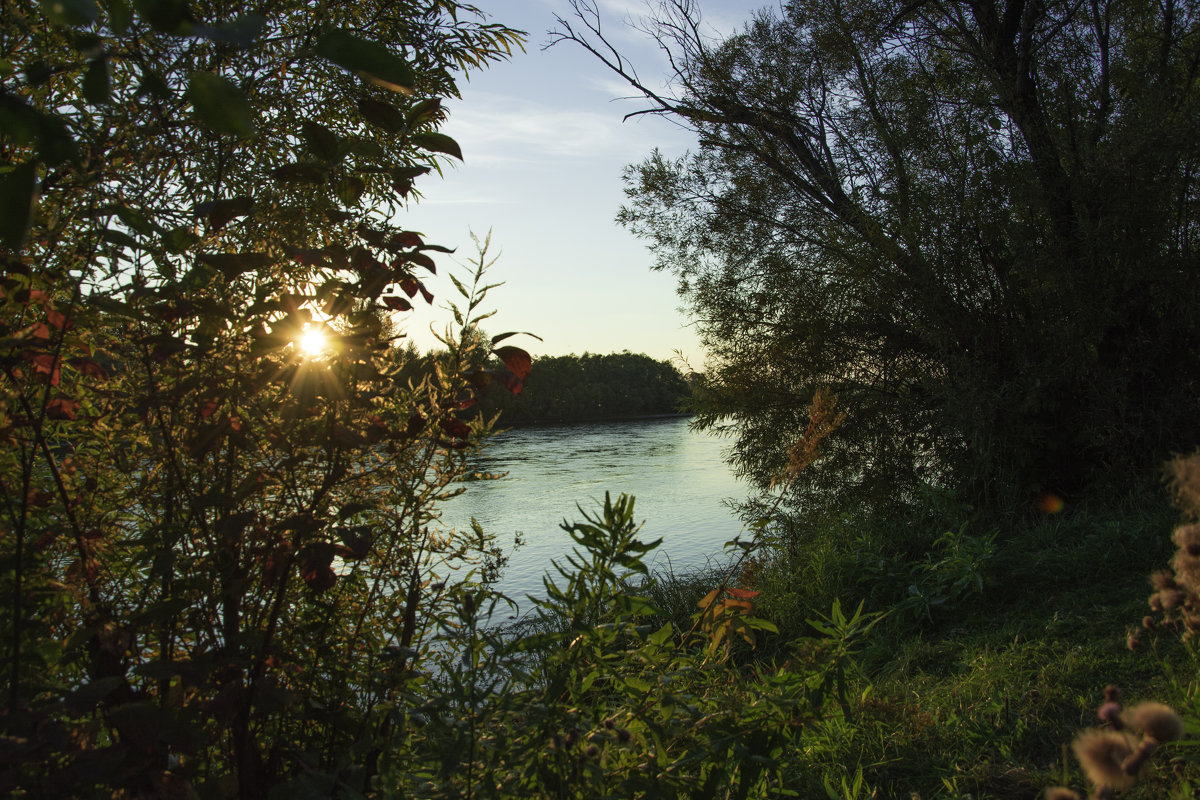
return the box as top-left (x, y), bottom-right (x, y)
top-left (399, 1), bottom-right (753, 369)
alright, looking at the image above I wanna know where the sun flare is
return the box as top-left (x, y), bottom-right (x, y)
top-left (298, 326), bottom-right (327, 357)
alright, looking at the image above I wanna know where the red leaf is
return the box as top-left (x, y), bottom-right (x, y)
top-left (150, 337), bottom-right (188, 362)
top-left (726, 588), bottom-right (761, 600)
top-left (25, 352), bottom-right (61, 386)
top-left (45, 309), bottom-right (73, 330)
top-left (393, 231), bottom-right (423, 248)
top-left (495, 346), bottom-right (532, 380)
top-left (46, 397), bottom-right (77, 420)
top-left (67, 357), bottom-right (109, 379)
top-left (301, 548), bottom-right (337, 593)
top-left (400, 277), bottom-right (418, 298)
top-left (22, 322), bottom-right (53, 343)
top-left (404, 413), bottom-right (426, 438)
top-left (199, 400), bottom-right (219, 420)
top-left (496, 371), bottom-right (523, 395)
top-left (382, 296), bottom-right (412, 312)
top-left (408, 251), bottom-right (436, 272)
top-left (438, 416), bottom-right (471, 439)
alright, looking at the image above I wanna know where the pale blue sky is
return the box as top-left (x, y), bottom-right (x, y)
top-left (400, 1), bottom-right (751, 368)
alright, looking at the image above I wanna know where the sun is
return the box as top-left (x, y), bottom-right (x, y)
top-left (298, 325), bottom-right (328, 357)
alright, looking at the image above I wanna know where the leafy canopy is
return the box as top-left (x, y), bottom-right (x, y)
top-left (555, 0), bottom-right (1200, 511)
top-left (0, 0), bottom-right (529, 796)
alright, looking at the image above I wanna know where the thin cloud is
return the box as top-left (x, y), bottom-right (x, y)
top-left (441, 94), bottom-right (681, 165)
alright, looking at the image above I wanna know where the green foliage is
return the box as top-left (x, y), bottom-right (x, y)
top-left (556, 0), bottom-right (1200, 512)
top-left (384, 493), bottom-right (834, 799)
top-left (0, 1), bottom-right (527, 795)
top-left (479, 350), bottom-right (692, 424)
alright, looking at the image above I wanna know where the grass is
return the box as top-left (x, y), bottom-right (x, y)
top-left (480, 484), bottom-right (1199, 798)
top-left (630, 486), bottom-right (1200, 798)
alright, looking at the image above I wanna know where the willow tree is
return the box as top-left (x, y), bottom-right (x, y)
top-left (0, 1), bottom-right (529, 795)
top-left (556, 0), bottom-right (1200, 512)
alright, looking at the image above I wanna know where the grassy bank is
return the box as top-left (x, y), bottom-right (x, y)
top-left (620, 489), bottom-right (1197, 798)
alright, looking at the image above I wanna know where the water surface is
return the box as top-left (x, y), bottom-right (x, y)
top-left (440, 416), bottom-right (748, 606)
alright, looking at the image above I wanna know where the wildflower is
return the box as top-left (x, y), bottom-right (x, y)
top-left (1097, 702), bottom-right (1122, 729)
top-left (1120, 702), bottom-right (1183, 743)
top-left (1072, 729), bottom-right (1138, 791)
top-left (1157, 588), bottom-right (1188, 609)
top-left (1170, 548), bottom-right (1200, 588)
top-left (1151, 569), bottom-right (1177, 592)
top-left (1172, 523), bottom-right (1200, 555)
top-left (1120, 737), bottom-right (1156, 775)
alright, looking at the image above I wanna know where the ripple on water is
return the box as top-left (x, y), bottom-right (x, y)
top-left (440, 417), bottom-right (748, 606)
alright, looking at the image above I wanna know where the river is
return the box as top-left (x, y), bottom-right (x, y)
top-left (439, 416), bottom-right (749, 608)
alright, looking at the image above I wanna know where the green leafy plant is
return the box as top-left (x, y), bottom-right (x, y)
top-left (0, 1), bottom-right (527, 796)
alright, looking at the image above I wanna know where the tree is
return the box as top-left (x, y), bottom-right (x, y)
top-left (553, 0), bottom-right (1200, 512)
top-left (0, 1), bottom-right (527, 795)
top-left (479, 351), bottom-right (691, 423)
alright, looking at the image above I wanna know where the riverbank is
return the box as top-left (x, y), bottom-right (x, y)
top-left (606, 489), bottom-right (1191, 798)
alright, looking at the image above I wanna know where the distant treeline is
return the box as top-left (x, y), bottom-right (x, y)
top-left (479, 351), bottom-right (692, 424)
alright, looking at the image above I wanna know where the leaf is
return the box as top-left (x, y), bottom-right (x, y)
top-left (407, 97), bottom-right (443, 127)
top-left (105, 0), bottom-right (131, 33)
top-left (191, 14), bottom-right (265, 47)
top-left (101, 228), bottom-right (139, 249)
top-left (0, 94), bottom-right (41, 146)
top-left (26, 352), bottom-right (61, 385)
top-left (301, 120), bottom-right (341, 162)
top-left (187, 71), bottom-right (255, 137)
top-left (438, 416), bottom-right (471, 439)
top-left (41, 0), bottom-right (98, 26)
top-left (491, 330), bottom-right (543, 345)
top-left (194, 196), bottom-right (253, 232)
top-left (382, 296), bottom-right (411, 312)
top-left (623, 676), bottom-right (652, 693)
top-left (494, 370), bottom-right (522, 394)
top-left (334, 175), bottom-right (365, 206)
top-left (65, 676), bottom-right (123, 714)
top-left (390, 231), bottom-right (423, 249)
top-left (410, 131), bottom-right (463, 160)
top-left (199, 252), bottom-right (272, 280)
top-left (162, 225), bottom-right (199, 254)
top-left (317, 30), bottom-right (415, 94)
top-left (406, 251), bottom-right (436, 272)
top-left (46, 397), bottom-right (78, 420)
top-left (0, 161), bottom-right (38, 250)
top-left (390, 165), bottom-right (431, 181)
top-left (82, 56), bottom-right (111, 105)
top-left (495, 346), bottom-right (532, 380)
top-left (271, 162), bottom-right (327, 185)
top-left (133, 0), bottom-right (193, 34)
top-left (357, 98), bottom-right (405, 132)
top-left (68, 357), bottom-right (108, 379)
top-left (300, 548), bottom-right (337, 593)
top-left (114, 205), bottom-right (156, 235)
top-left (34, 113), bottom-right (78, 165)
